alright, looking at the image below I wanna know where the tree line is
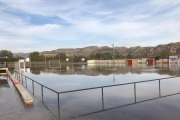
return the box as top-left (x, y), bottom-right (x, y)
top-left (0, 50), bottom-right (174, 63)
top-left (0, 50), bottom-right (24, 63)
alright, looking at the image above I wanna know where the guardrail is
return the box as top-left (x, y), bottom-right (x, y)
top-left (14, 71), bottom-right (180, 119)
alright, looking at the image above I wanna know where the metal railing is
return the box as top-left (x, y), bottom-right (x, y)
top-left (14, 71), bottom-right (61, 118)
top-left (14, 71), bottom-right (180, 119)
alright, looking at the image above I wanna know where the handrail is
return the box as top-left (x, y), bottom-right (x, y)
top-left (14, 70), bottom-right (180, 120)
top-left (58, 76), bottom-right (180, 94)
top-left (15, 71), bottom-right (180, 94)
top-left (16, 71), bottom-right (58, 94)
top-left (72, 92), bottom-right (180, 119)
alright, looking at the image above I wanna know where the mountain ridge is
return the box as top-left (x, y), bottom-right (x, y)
top-left (40, 42), bottom-right (180, 57)
top-left (14, 42), bottom-right (180, 57)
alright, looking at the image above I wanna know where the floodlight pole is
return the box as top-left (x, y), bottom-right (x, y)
top-left (44, 55), bottom-right (46, 65)
top-left (30, 53), bottom-right (31, 67)
top-left (111, 44), bottom-right (114, 64)
top-left (59, 53), bottom-right (61, 67)
top-left (59, 53), bottom-right (60, 62)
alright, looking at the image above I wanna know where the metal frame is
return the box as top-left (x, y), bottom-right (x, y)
top-left (14, 71), bottom-right (180, 119)
top-left (49, 60), bottom-right (61, 68)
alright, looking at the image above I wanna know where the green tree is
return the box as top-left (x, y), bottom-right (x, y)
top-left (117, 54), bottom-right (126, 59)
top-left (29, 52), bottom-right (43, 61)
top-left (127, 54), bottom-right (133, 59)
top-left (0, 50), bottom-right (13, 59)
top-left (154, 51), bottom-right (174, 59)
top-left (55, 53), bottom-right (66, 61)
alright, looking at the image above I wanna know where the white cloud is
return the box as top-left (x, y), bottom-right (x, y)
top-left (0, 0), bottom-right (180, 52)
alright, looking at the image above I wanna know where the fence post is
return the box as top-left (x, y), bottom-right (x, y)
top-left (101, 87), bottom-right (104, 110)
top-left (58, 93), bottom-right (60, 119)
top-left (58, 93), bottom-right (60, 107)
top-left (134, 83), bottom-right (136, 103)
top-left (25, 76), bottom-right (27, 88)
top-left (159, 79), bottom-right (161, 97)
top-left (32, 80), bottom-right (34, 94)
top-left (19, 73), bottom-right (20, 82)
top-left (41, 85), bottom-right (43, 100)
top-left (21, 74), bottom-right (23, 84)
top-left (17, 72), bottom-right (18, 81)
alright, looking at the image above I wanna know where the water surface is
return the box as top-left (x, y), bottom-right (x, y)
top-left (10, 64), bottom-right (180, 119)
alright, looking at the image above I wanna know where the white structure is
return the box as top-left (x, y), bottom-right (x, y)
top-left (24, 58), bottom-right (30, 62)
top-left (81, 58), bottom-right (85, 62)
top-left (49, 60), bottom-right (61, 68)
top-left (18, 58), bottom-right (30, 72)
top-left (19, 59), bottom-right (25, 72)
top-left (169, 55), bottom-right (180, 64)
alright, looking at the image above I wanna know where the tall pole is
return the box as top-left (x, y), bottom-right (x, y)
top-left (111, 44), bottom-right (114, 64)
top-left (59, 53), bottom-right (60, 62)
top-left (30, 53), bottom-right (31, 68)
top-left (59, 53), bottom-right (61, 68)
top-left (44, 55), bottom-right (46, 65)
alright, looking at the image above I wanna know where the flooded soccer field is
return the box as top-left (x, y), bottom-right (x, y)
top-left (2, 63), bottom-right (180, 120)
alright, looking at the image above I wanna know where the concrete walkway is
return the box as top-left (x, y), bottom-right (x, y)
top-left (0, 76), bottom-right (57, 120)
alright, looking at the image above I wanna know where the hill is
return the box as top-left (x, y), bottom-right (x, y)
top-left (40, 42), bottom-right (180, 57)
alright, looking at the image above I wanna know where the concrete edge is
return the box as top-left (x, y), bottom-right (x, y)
top-left (6, 71), bottom-right (33, 106)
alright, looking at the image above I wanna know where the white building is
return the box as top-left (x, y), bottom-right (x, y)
top-left (169, 55), bottom-right (180, 64)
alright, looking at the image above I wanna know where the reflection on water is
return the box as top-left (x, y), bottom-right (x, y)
top-left (12, 64), bottom-right (180, 120)
top-left (17, 63), bottom-right (180, 76)
top-left (0, 77), bottom-right (10, 95)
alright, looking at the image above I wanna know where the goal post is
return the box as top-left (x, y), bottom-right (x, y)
top-left (49, 60), bottom-right (61, 68)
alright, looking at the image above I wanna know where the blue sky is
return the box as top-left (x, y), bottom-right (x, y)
top-left (0, 0), bottom-right (180, 53)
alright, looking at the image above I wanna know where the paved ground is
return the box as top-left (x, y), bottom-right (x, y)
top-left (0, 76), bottom-right (57, 120)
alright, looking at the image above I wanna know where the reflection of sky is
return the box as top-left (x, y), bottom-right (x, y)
top-left (24, 72), bottom-right (171, 92)
top-left (22, 64), bottom-right (180, 92)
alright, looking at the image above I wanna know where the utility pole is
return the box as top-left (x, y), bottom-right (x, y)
top-left (72, 56), bottom-right (73, 63)
top-left (44, 55), bottom-right (46, 65)
top-left (59, 53), bottom-right (60, 61)
top-left (59, 53), bottom-right (61, 68)
top-left (111, 44), bottom-right (114, 64)
top-left (29, 53), bottom-right (31, 68)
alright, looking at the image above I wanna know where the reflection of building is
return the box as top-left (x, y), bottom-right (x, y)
top-left (146, 59), bottom-right (155, 65)
top-left (87, 60), bottom-right (126, 64)
top-left (87, 58), bottom-right (151, 66)
top-left (162, 64), bottom-right (169, 68)
top-left (127, 59), bottom-right (134, 66)
top-left (156, 59), bottom-right (169, 65)
top-left (169, 64), bottom-right (180, 71)
top-left (0, 79), bottom-right (10, 94)
top-left (138, 58), bottom-right (147, 64)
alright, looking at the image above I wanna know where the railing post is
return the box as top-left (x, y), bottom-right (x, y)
top-left (16, 72), bottom-right (17, 79)
top-left (20, 74), bottom-right (21, 82)
top-left (21, 74), bottom-right (23, 84)
top-left (15, 72), bottom-right (16, 79)
top-left (17, 72), bottom-right (18, 81)
top-left (58, 93), bottom-right (60, 107)
top-left (159, 79), bottom-right (161, 97)
top-left (41, 85), bottom-right (43, 100)
top-left (134, 83), bottom-right (136, 103)
top-left (58, 93), bottom-right (60, 119)
top-left (102, 87), bottom-right (104, 110)
top-left (19, 73), bottom-right (20, 82)
top-left (25, 76), bottom-right (27, 88)
top-left (32, 80), bottom-right (34, 95)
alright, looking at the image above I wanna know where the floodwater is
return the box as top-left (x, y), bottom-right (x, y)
top-left (2, 63), bottom-right (180, 120)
